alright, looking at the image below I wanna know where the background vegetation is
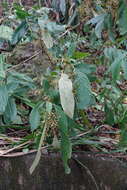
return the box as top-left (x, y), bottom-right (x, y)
top-left (0, 0), bottom-right (127, 174)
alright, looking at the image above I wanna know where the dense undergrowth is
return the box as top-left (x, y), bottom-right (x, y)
top-left (0, 0), bottom-right (127, 173)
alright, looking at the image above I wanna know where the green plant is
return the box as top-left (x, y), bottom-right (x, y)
top-left (0, 3), bottom-right (96, 174)
top-left (1, 0), bottom-right (127, 175)
top-left (0, 54), bottom-right (35, 130)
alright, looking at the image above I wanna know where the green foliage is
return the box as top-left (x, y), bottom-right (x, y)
top-left (0, 85), bottom-right (8, 114)
top-left (55, 105), bottom-right (72, 174)
top-left (118, 0), bottom-right (127, 35)
top-left (11, 20), bottom-right (28, 46)
top-left (30, 105), bottom-right (40, 131)
top-left (74, 71), bottom-right (95, 109)
top-left (0, 54), bottom-right (35, 125)
top-left (2, 0), bottom-right (127, 174)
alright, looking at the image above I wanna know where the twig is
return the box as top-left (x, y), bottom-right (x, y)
top-left (6, 50), bottom-right (41, 72)
top-left (73, 156), bottom-right (100, 190)
top-left (71, 130), bottom-right (92, 140)
top-left (0, 140), bottom-right (31, 155)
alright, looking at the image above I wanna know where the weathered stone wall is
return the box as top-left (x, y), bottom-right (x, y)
top-left (0, 152), bottom-right (127, 190)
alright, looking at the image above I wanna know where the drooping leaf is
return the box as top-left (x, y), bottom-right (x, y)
top-left (30, 118), bottom-right (47, 174)
top-left (3, 97), bottom-right (17, 123)
top-left (0, 85), bottom-right (8, 114)
top-left (59, 73), bottom-right (75, 119)
top-left (11, 20), bottom-right (28, 46)
top-left (55, 105), bottom-right (72, 174)
top-left (0, 54), bottom-right (6, 79)
top-left (30, 106), bottom-right (40, 131)
top-left (30, 146), bottom-right (41, 174)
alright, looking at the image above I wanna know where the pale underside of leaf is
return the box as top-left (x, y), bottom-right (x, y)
top-left (59, 73), bottom-right (75, 119)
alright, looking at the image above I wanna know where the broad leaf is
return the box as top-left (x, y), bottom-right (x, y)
top-left (74, 71), bottom-right (94, 109)
top-left (75, 63), bottom-right (96, 75)
top-left (30, 106), bottom-right (40, 131)
top-left (59, 73), bottom-right (75, 119)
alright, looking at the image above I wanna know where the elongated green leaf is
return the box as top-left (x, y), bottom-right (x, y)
top-left (11, 20), bottom-right (28, 46)
top-left (30, 106), bottom-right (40, 131)
top-left (74, 72), bottom-right (94, 109)
top-left (4, 97), bottom-right (17, 123)
top-left (0, 54), bottom-right (6, 79)
top-left (0, 85), bottom-right (8, 114)
top-left (55, 105), bottom-right (72, 174)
